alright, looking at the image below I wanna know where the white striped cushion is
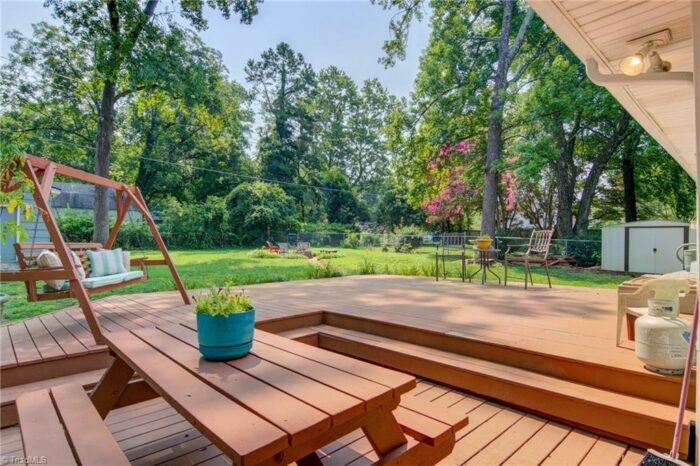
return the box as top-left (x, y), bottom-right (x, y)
top-left (122, 250), bottom-right (131, 271)
top-left (87, 248), bottom-right (127, 277)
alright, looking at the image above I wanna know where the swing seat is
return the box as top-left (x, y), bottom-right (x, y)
top-left (12, 242), bottom-right (150, 301)
top-left (81, 270), bottom-right (144, 288)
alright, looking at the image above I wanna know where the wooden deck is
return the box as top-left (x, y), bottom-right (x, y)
top-left (0, 275), bottom-right (646, 373)
top-left (1, 380), bottom-right (645, 466)
top-left (0, 275), bottom-right (695, 462)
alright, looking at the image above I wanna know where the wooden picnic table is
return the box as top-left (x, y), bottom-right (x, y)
top-left (90, 323), bottom-right (419, 466)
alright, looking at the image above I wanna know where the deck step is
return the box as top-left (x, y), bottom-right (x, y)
top-left (319, 312), bottom-right (695, 409)
top-left (311, 324), bottom-right (693, 455)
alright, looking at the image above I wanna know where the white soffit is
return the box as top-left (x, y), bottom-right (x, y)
top-left (528, 0), bottom-right (694, 178)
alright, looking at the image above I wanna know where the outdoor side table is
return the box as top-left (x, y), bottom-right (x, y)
top-left (468, 247), bottom-right (502, 285)
top-left (91, 324), bottom-right (419, 466)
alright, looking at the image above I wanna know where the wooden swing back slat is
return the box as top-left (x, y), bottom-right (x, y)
top-left (1, 154), bottom-right (190, 344)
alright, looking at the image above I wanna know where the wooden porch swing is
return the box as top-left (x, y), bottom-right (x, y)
top-left (1, 154), bottom-right (190, 343)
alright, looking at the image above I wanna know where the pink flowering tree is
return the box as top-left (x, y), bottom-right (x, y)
top-left (497, 155), bottom-right (521, 231)
top-left (420, 140), bottom-right (479, 231)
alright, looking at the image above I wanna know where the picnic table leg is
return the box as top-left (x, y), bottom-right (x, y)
top-left (362, 412), bottom-right (407, 457)
top-left (91, 356), bottom-right (134, 418)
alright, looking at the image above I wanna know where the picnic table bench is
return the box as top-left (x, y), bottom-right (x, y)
top-left (13, 324), bottom-right (468, 466)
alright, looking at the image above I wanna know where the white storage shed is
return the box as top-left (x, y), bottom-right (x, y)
top-left (601, 220), bottom-right (694, 274)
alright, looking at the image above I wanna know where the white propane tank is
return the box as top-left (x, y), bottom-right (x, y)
top-left (635, 300), bottom-right (691, 374)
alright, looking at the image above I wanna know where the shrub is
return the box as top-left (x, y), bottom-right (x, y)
top-left (117, 220), bottom-right (155, 249)
top-left (56, 210), bottom-right (93, 242)
top-left (359, 255), bottom-right (377, 275)
top-left (393, 226), bottom-right (424, 253)
top-left (56, 210), bottom-right (154, 249)
top-left (342, 232), bottom-right (361, 249)
top-left (307, 259), bottom-right (341, 279)
top-left (360, 233), bottom-right (380, 247)
top-left (562, 232), bottom-right (601, 267)
top-left (247, 248), bottom-right (280, 259)
top-left (160, 196), bottom-right (231, 248)
top-left (226, 182), bottom-right (298, 245)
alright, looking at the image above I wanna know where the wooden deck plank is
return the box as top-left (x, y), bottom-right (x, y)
top-left (103, 330), bottom-right (289, 466)
top-left (465, 415), bottom-right (546, 466)
top-left (52, 310), bottom-right (100, 350)
top-left (0, 325), bottom-right (17, 369)
top-left (23, 316), bottom-right (65, 361)
top-left (133, 326), bottom-right (332, 445)
top-left (7, 322), bottom-right (41, 366)
top-left (441, 408), bottom-right (523, 465)
top-left (157, 323), bottom-right (365, 424)
top-left (541, 429), bottom-right (598, 466)
top-left (580, 438), bottom-right (628, 466)
top-left (620, 447), bottom-right (647, 466)
top-left (39, 314), bottom-right (88, 356)
top-left (503, 421), bottom-right (572, 466)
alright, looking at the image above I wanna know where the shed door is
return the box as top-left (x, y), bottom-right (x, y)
top-left (628, 228), bottom-right (685, 274)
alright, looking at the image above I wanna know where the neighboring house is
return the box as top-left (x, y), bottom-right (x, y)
top-left (0, 182), bottom-right (141, 263)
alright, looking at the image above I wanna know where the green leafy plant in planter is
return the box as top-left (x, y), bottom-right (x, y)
top-left (473, 234), bottom-right (493, 251)
top-left (194, 287), bottom-right (255, 360)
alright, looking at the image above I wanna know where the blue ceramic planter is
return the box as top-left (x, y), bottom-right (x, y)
top-left (197, 308), bottom-right (255, 360)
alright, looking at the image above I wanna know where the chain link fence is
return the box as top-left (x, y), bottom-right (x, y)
top-left (287, 231), bottom-right (602, 266)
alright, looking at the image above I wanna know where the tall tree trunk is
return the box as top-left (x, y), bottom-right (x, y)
top-left (93, 81), bottom-right (116, 244)
top-left (621, 133), bottom-right (639, 223)
top-left (480, 0), bottom-right (513, 237)
top-left (554, 157), bottom-right (576, 237)
top-left (574, 113), bottom-right (631, 233)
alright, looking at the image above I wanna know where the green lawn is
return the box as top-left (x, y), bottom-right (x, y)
top-left (1, 247), bottom-right (631, 322)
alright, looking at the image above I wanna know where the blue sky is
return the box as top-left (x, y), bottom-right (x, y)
top-left (0, 0), bottom-right (432, 99)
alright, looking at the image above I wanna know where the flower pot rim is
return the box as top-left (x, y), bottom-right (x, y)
top-left (195, 307), bottom-right (255, 317)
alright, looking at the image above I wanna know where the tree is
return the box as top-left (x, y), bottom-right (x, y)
top-left (126, 79), bottom-right (253, 203)
top-left (420, 140), bottom-right (479, 232)
top-left (226, 181), bottom-right (298, 244)
top-left (375, 0), bottom-right (553, 236)
top-left (246, 42), bottom-right (317, 211)
top-left (516, 47), bottom-right (634, 235)
top-left (318, 169), bottom-right (366, 224)
top-left (24, 0), bottom-right (260, 243)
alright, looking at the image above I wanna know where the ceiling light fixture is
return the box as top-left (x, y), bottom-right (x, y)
top-left (619, 30), bottom-right (673, 76)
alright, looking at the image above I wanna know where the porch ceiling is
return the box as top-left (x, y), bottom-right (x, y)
top-left (528, 0), bottom-right (694, 177)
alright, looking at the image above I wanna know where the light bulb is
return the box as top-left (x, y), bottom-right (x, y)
top-left (619, 53), bottom-right (645, 76)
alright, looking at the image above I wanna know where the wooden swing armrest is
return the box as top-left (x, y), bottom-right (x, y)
top-left (0, 269), bottom-right (72, 282)
top-left (130, 258), bottom-right (167, 266)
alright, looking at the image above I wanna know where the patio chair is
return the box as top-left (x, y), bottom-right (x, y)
top-left (266, 241), bottom-right (280, 254)
top-left (278, 242), bottom-right (289, 254)
top-left (296, 241), bottom-right (312, 257)
top-left (504, 230), bottom-right (554, 289)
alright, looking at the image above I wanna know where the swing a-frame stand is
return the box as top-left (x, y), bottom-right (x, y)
top-left (1, 154), bottom-right (190, 344)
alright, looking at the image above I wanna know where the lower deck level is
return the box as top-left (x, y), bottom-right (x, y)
top-left (1, 380), bottom-right (645, 466)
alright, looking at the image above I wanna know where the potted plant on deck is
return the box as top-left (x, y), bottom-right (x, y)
top-left (194, 287), bottom-right (255, 360)
top-left (473, 235), bottom-right (493, 251)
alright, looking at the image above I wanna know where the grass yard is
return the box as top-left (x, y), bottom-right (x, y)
top-left (1, 246), bottom-right (632, 322)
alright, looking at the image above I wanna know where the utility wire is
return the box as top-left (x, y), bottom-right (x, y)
top-left (0, 129), bottom-right (377, 196)
top-left (0, 55), bottom-right (382, 197)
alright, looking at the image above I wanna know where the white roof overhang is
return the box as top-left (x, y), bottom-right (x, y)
top-left (528, 1), bottom-right (694, 178)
